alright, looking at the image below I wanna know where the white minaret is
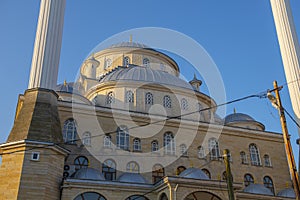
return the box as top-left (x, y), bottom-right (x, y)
top-left (28, 0), bottom-right (66, 90)
top-left (270, 0), bottom-right (300, 132)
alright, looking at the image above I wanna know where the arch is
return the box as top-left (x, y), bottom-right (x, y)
top-left (202, 168), bottom-right (211, 179)
top-left (74, 192), bottom-right (106, 200)
top-left (263, 176), bottom-right (275, 194)
top-left (197, 146), bottom-right (205, 159)
top-left (133, 138), bottom-right (141, 151)
top-left (117, 126), bottom-right (129, 150)
top-left (143, 58), bottom-right (150, 67)
top-left (163, 95), bottom-right (171, 108)
top-left (164, 132), bottom-right (175, 155)
top-left (181, 98), bottom-right (188, 110)
top-left (74, 156), bottom-right (89, 171)
top-left (179, 144), bottom-right (188, 156)
top-left (176, 166), bottom-right (186, 175)
top-left (249, 143), bottom-right (261, 166)
top-left (151, 140), bottom-right (159, 152)
top-left (263, 154), bottom-right (272, 167)
top-left (103, 135), bottom-right (112, 148)
top-left (124, 56), bottom-right (130, 66)
top-left (244, 173), bottom-right (254, 187)
top-left (126, 90), bottom-right (134, 103)
top-left (62, 118), bottom-right (77, 144)
top-left (126, 161), bottom-right (139, 173)
top-left (106, 91), bottom-right (115, 104)
top-left (145, 92), bottom-right (153, 105)
top-left (208, 137), bottom-right (220, 160)
top-left (102, 159), bottom-right (116, 181)
top-left (184, 191), bottom-right (221, 200)
top-left (82, 132), bottom-right (91, 146)
top-left (152, 164), bottom-right (165, 183)
top-left (126, 195), bottom-right (150, 200)
top-left (105, 58), bottom-right (112, 69)
top-left (240, 151), bottom-right (248, 164)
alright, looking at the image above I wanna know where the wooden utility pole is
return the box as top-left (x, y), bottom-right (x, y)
top-left (223, 149), bottom-right (235, 200)
top-left (273, 81), bottom-right (300, 199)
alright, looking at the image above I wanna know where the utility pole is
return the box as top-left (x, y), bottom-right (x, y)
top-left (268, 81), bottom-right (300, 199)
top-left (223, 149), bottom-right (235, 200)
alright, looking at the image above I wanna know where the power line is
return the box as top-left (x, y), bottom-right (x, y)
top-left (283, 107), bottom-right (300, 129)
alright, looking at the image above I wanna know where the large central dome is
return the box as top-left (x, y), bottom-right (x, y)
top-left (98, 65), bottom-right (193, 90)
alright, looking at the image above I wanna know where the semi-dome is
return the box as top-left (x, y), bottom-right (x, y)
top-left (179, 167), bottom-right (209, 180)
top-left (99, 65), bottom-right (193, 90)
top-left (117, 172), bottom-right (148, 184)
top-left (108, 42), bottom-right (150, 49)
top-left (277, 188), bottom-right (296, 198)
top-left (73, 168), bottom-right (105, 181)
top-left (243, 184), bottom-right (273, 196)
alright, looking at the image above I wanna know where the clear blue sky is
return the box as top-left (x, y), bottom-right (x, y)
top-left (0, 1), bottom-right (299, 162)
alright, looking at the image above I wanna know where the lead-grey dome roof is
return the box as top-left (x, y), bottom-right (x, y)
top-left (73, 168), bottom-right (105, 181)
top-left (56, 82), bottom-right (74, 93)
top-left (243, 184), bottom-right (273, 196)
top-left (179, 167), bottom-right (209, 180)
top-left (225, 113), bottom-right (255, 124)
top-left (117, 172), bottom-right (148, 184)
top-left (99, 65), bottom-right (193, 90)
top-left (277, 188), bottom-right (296, 198)
top-left (108, 42), bottom-right (150, 49)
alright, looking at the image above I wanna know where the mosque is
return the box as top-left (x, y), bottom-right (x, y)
top-left (0, 0), bottom-right (298, 200)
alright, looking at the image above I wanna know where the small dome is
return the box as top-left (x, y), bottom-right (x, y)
top-left (118, 173), bottom-right (148, 184)
top-left (277, 188), bottom-right (296, 198)
top-left (225, 113), bottom-right (255, 124)
top-left (108, 42), bottom-right (150, 49)
top-left (73, 168), bottom-right (105, 181)
top-left (99, 65), bottom-right (193, 90)
top-left (243, 184), bottom-right (273, 196)
top-left (55, 81), bottom-right (74, 93)
top-left (179, 167), bottom-right (209, 180)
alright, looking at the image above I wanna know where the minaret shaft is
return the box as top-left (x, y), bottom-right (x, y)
top-left (28, 0), bottom-right (66, 90)
top-left (270, 0), bottom-right (300, 131)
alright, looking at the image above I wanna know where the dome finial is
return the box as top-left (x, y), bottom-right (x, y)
top-left (189, 160), bottom-right (194, 167)
top-left (285, 182), bottom-right (289, 188)
top-left (233, 108), bottom-right (236, 114)
top-left (130, 34), bottom-right (133, 43)
top-left (63, 80), bottom-right (67, 86)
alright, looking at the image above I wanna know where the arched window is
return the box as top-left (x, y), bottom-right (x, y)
top-left (105, 58), bottom-right (112, 69)
top-left (198, 146), bottom-right (205, 159)
top-left (249, 144), bottom-right (261, 166)
top-left (102, 159), bottom-right (116, 180)
top-left (151, 140), bottom-right (159, 152)
top-left (152, 164), bottom-right (165, 183)
top-left (244, 173), bottom-right (254, 187)
top-left (124, 56), bottom-right (130, 66)
top-left (179, 144), bottom-right (188, 156)
top-left (176, 166), bottom-right (186, 175)
top-left (163, 95), bottom-right (171, 108)
top-left (181, 98), bottom-right (188, 110)
top-left (82, 132), bottom-right (91, 146)
top-left (126, 161), bottom-right (139, 173)
top-left (74, 156), bottom-right (88, 171)
top-left (143, 58), bottom-right (150, 67)
top-left (106, 91), bottom-right (115, 104)
top-left (240, 151), bottom-right (248, 164)
top-left (164, 132), bottom-right (175, 155)
top-left (133, 138), bottom-right (141, 151)
top-left (117, 126), bottom-right (129, 150)
top-left (197, 103), bottom-right (204, 120)
top-left (208, 138), bottom-right (220, 160)
top-left (74, 192), bottom-right (106, 200)
top-left (126, 195), bottom-right (149, 200)
top-left (145, 92), bottom-right (153, 105)
top-left (63, 119), bottom-right (77, 144)
top-left (126, 90), bottom-right (134, 103)
top-left (160, 193), bottom-right (168, 200)
top-left (202, 169), bottom-right (211, 179)
top-left (264, 154), bottom-right (272, 167)
top-left (263, 176), bottom-right (275, 194)
top-left (103, 135), bottom-right (112, 148)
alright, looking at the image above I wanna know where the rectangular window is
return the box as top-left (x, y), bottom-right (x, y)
top-left (31, 152), bottom-right (40, 161)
